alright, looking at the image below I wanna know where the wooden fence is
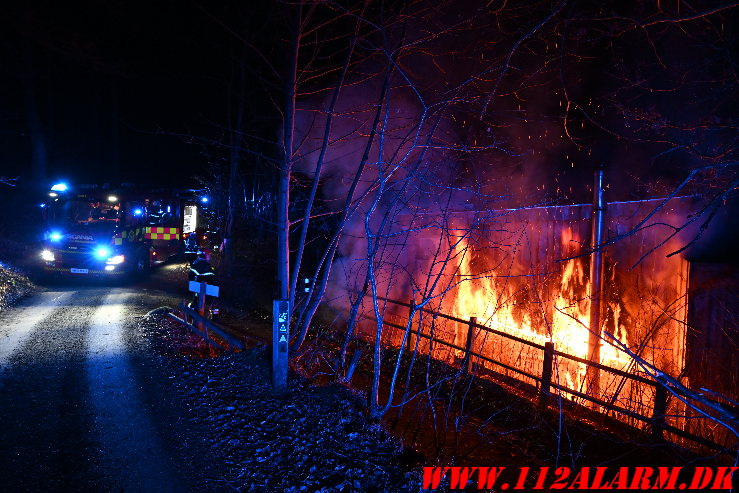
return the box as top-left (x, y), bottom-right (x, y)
top-left (372, 295), bottom-right (736, 455)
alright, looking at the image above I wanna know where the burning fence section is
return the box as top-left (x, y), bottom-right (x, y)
top-left (367, 197), bottom-right (699, 437)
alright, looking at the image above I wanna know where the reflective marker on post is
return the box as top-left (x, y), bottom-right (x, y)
top-left (272, 299), bottom-right (289, 393)
top-left (188, 281), bottom-right (219, 297)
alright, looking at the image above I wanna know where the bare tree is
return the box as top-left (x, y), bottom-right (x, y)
top-left (205, 0), bottom-right (738, 456)
top-left (274, 1), bottom-right (739, 453)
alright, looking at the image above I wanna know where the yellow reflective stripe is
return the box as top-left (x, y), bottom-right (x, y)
top-left (144, 227), bottom-right (179, 239)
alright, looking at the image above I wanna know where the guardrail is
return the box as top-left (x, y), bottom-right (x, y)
top-left (371, 295), bottom-right (735, 454)
top-left (168, 302), bottom-right (246, 352)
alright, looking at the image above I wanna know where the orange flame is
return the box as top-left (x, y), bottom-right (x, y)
top-left (450, 231), bottom-right (631, 395)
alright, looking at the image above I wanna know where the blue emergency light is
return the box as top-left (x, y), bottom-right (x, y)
top-left (133, 208), bottom-right (143, 216)
top-left (49, 232), bottom-right (63, 242)
top-left (50, 183), bottom-right (68, 192)
top-left (95, 247), bottom-right (111, 259)
top-left (201, 196), bottom-right (209, 204)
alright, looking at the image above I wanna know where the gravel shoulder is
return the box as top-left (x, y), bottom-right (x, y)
top-left (138, 312), bottom-right (425, 492)
top-left (0, 260), bottom-right (35, 311)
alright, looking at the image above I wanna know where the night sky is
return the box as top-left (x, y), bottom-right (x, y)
top-left (0, 2), bottom-right (280, 188)
top-left (0, 1), bottom-right (736, 206)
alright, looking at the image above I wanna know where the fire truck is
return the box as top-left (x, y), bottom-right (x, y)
top-left (39, 183), bottom-right (209, 277)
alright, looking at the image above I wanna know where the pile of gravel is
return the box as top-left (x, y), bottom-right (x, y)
top-left (141, 313), bottom-right (424, 492)
top-left (0, 262), bottom-right (34, 312)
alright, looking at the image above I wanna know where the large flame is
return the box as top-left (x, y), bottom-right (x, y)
top-left (450, 229), bottom-right (632, 397)
top-left (380, 201), bottom-right (691, 436)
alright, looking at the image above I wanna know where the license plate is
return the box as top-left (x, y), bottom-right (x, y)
top-left (70, 268), bottom-right (89, 274)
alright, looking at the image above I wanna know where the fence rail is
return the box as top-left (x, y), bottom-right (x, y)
top-left (370, 295), bottom-right (735, 454)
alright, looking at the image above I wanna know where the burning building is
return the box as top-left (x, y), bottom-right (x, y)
top-left (284, 0), bottom-right (737, 450)
top-left (336, 189), bottom-right (737, 451)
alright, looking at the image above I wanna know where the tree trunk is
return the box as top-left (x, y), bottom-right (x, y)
top-left (288, 26), bottom-right (358, 314)
top-left (278, 4), bottom-right (301, 303)
top-left (290, 38), bottom-right (397, 353)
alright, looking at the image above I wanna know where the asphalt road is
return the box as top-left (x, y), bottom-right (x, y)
top-left (0, 271), bottom-right (202, 492)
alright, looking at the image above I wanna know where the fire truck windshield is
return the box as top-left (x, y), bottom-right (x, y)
top-left (47, 199), bottom-right (120, 227)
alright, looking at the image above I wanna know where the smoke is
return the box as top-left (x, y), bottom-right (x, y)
top-left (289, 0), bottom-right (734, 343)
top-left (292, 64), bottom-right (463, 312)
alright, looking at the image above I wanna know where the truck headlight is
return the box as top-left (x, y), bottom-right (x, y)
top-left (106, 254), bottom-right (125, 265)
top-left (41, 249), bottom-right (55, 262)
top-left (95, 247), bottom-right (111, 259)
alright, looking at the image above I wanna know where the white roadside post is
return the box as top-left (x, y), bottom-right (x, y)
top-left (272, 299), bottom-right (289, 392)
top-left (188, 280), bottom-right (220, 348)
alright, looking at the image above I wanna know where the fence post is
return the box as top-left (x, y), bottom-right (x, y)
top-left (540, 342), bottom-right (554, 405)
top-left (652, 385), bottom-right (667, 439)
top-left (463, 317), bottom-right (477, 374)
top-left (586, 165), bottom-right (606, 404)
top-left (198, 282), bottom-right (210, 350)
